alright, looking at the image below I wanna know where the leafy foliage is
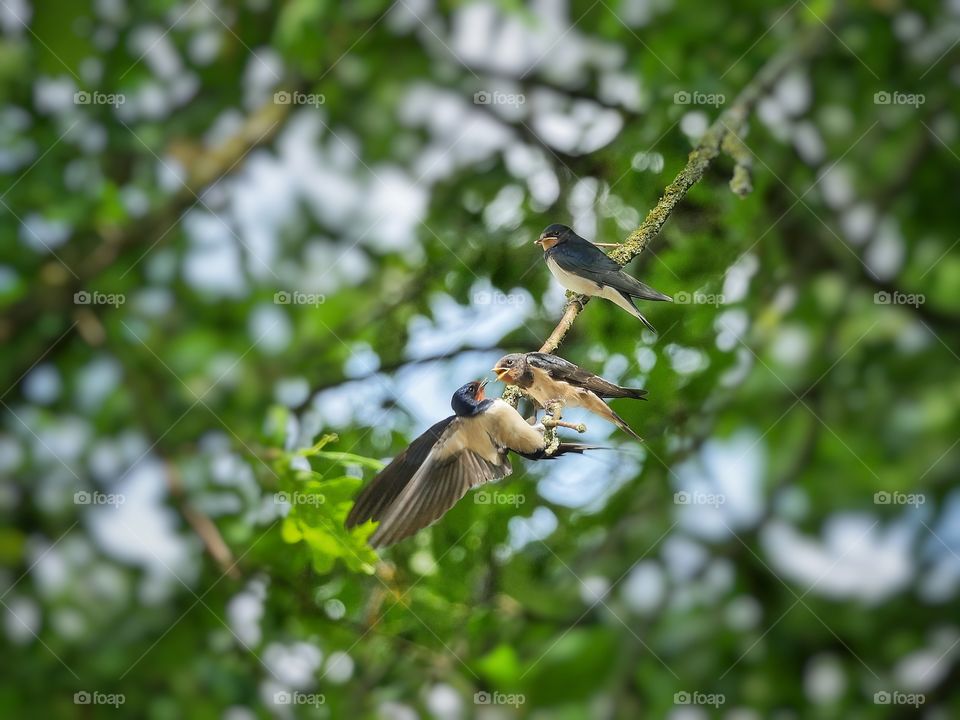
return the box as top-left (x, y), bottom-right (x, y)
top-left (1, 0), bottom-right (959, 718)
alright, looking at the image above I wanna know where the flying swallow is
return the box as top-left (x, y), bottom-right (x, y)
top-left (346, 379), bottom-right (595, 547)
top-left (493, 352), bottom-right (647, 441)
top-left (535, 223), bottom-right (672, 332)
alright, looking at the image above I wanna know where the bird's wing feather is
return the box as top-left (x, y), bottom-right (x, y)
top-left (345, 416), bottom-right (455, 529)
top-left (526, 352), bottom-right (647, 399)
top-left (550, 245), bottom-right (671, 302)
top-left (368, 422), bottom-right (512, 547)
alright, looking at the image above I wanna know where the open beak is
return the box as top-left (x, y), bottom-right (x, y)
top-left (533, 237), bottom-right (544, 247)
top-left (492, 366), bottom-right (509, 381)
top-left (475, 378), bottom-right (488, 400)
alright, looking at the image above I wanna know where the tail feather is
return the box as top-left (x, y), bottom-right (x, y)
top-left (631, 286), bottom-right (673, 303)
top-left (554, 442), bottom-right (602, 456)
top-left (517, 443), bottom-right (603, 460)
top-left (615, 290), bottom-right (658, 333)
top-left (601, 386), bottom-right (648, 400)
top-left (582, 393), bottom-right (645, 441)
top-left (608, 408), bottom-right (644, 442)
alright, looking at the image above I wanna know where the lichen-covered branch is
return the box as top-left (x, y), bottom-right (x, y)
top-left (537, 28), bottom-right (823, 357)
top-left (502, 29), bottom-right (821, 410)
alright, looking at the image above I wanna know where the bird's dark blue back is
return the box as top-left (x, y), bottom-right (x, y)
top-left (547, 234), bottom-right (621, 274)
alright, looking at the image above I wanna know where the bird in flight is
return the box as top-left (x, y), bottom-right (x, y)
top-left (535, 223), bottom-right (672, 332)
top-left (346, 379), bottom-right (596, 547)
top-left (493, 352), bottom-right (647, 441)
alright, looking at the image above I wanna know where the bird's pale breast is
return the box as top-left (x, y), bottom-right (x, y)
top-left (546, 255), bottom-right (602, 296)
top-left (527, 367), bottom-right (590, 409)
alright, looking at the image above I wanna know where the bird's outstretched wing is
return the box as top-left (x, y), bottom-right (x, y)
top-left (345, 417), bottom-right (454, 530)
top-left (526, 352), bottom-right (647, 400)
top-left (550, 243), bottom-right (671, 302)
top-left (347, 399), bottom-right (599, 547)
top-left (346, 416), bottom-right (512, 547)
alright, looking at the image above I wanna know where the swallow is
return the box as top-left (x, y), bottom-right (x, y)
top-left (493, 352), bottom-right (647, 441)
top-left (346, 379), bottom-right (596, 547)
top-left (535, 224), bottom-right (672, 332)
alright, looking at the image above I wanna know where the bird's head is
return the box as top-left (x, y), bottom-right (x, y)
top-left (492, 353), bottom-right (526, 383)
top-left (534, 223), bottom-right (574, 251)
top-left (451, 378), bottom-right (489, 416)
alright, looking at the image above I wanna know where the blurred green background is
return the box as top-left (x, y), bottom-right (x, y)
top-left (1, 0), bottom-right (959, 718)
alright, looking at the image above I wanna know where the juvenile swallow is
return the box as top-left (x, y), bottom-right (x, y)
top-left (346, 379), bottom-right (595, 547)
top-left (493, 352), bottom-right (647, 441)
top-left (535, 223), bottom-right (672, 332)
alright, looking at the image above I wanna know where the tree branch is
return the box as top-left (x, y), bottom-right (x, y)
top-left (165, 460), bottom-right (241, 580)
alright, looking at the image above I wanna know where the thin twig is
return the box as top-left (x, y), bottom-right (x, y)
top-left (166, 461), bottom-right (241, 580)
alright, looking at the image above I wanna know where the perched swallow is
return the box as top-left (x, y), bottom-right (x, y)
top-left (535, 223), bottom-right (672, 332)
top-left (346, 379), bottom-right (595, 547)
top-left (493, 352), bottom-right (647, 441)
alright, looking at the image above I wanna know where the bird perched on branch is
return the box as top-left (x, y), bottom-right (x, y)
top-left (535, 223), bottom-right (672, 332)
top-left (346, 379), bottom-right (596, 547)
top-left (493, 352), bottom-right (647, 441)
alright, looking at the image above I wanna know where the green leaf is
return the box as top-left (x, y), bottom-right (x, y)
top-left (309, 450), bottom-right (385, 470)
top-left (296, 434), bottom-right (340, 457)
